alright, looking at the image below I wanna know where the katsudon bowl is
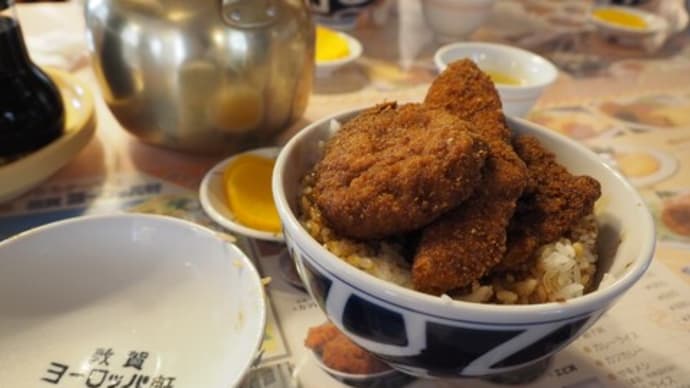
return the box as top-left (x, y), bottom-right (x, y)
top-left (272, 108), bottom-right (655, 379)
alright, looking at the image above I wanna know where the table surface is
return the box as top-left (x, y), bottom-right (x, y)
top-left (3, 1), bottom-right (690, 387)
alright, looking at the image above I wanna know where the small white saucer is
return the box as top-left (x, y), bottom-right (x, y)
top-left (315, 31), bottom-right (362, 78)
top-left (199, 147), bottom-right (283, 242)
top-left (0, 68), bottom-right (96, 203)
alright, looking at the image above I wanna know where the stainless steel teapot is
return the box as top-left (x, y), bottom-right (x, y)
top-left (85, 0), bottom-right (314, 154)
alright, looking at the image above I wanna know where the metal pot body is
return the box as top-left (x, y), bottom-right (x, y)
top-left (85, 0), bottom-right (314, 154)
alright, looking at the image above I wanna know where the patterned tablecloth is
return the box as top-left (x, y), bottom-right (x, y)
top-left (2, 1), bottom-right (690, 387)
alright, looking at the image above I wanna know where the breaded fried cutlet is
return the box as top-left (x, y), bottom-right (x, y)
top-left (413, 60), bottom-right (527, 294)
top-left (412, 189), bottom-right (516, 295)
top-left (312, 102), bottom-right (489, 239)
top-left (499, 135), bottom-right (602, 270)
top-left (425, 59), bottom-right (511, 142)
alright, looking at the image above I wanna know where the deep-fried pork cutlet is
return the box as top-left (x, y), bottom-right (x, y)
top-left (424, 59), bottom-right (510, 142)
top-left (412, 188), bottom-right (517, 295)
top-left (413, 59), bottom-right (528, 295)
top-left (499, 135), bottom-right (602, 270)
top-left (312, 102), bottom-right (489, 239)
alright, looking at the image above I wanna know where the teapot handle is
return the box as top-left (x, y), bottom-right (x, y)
top-left (221, 0), bottom-right (280, 28)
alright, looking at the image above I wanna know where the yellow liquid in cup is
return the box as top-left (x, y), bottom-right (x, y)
top-left (485, 70), bottom-right (524, 86)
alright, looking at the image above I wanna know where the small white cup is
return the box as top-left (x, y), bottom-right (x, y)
top-left (434, 42), bottom-right (558, 117)
top-left (422, 0), bottom-right (497, 42)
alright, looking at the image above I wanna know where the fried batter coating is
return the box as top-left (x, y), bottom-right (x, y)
top-left (500, 135), bottom-right (602, 269)
top-left (313, 102), bottom-right (489, 239)
top-left (412, 191), bottom-right (516, 295)
top-left (424, 59), bottom-right (510, 142)
top-left (413, 60), bottom-right (527, 294)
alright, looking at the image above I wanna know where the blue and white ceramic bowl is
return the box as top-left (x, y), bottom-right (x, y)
top-left (272, 109), bottom-right (655, 378)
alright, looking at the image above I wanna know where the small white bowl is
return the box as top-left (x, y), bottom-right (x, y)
top-left (434, 42), bottom-right (558, 117)
top-left (315, 30), bottom-right (362, 78)
top-left (422, 0), bottom-right (496, 42)
top-left (199, 147), bottom-right (283, 242)
top-left (0, 214), bottom-right (266, 387)
top-left (590, 5), bottom-right (668, 39)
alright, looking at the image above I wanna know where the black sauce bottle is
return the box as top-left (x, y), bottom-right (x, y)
top-left (0, 0), bottom-right (64, 158)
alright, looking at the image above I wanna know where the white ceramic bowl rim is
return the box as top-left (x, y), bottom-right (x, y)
top-left (0, 213), bottom-right (268, 385)
top-left (434, 42), bottom-right (559, 92)
top-left (273, 108), bottom-right (656, 325)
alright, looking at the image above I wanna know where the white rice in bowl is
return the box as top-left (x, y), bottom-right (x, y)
top-left (300, 173), bottom-right (603, 305)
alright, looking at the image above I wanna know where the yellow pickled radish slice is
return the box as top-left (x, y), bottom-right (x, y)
top-left (223, 154), bottom-right (281, 233)
top-left (316, 25), bottom-right (350, 61)
top-left (593, 8), bottom-right (648, 29)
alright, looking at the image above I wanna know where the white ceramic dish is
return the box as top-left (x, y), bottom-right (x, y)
top-left (421, 0), bottom-right (496, 42)
top-left (594, 144), bottom-right (677, 188)
top-left (0, 68), bottom-right (96, 203)
top-left (592, 94), bottom-right (690, 131)
top-left (434, 42), bottom-right (558, 117)
top-left (590, 6), bottom-right (668, 39)
top-left (0, 214), bottom-right (266, 387)
top-left (528, 106), bottom-right (620, 140)
top-left (273, 108), bottom-right (655, 377)
top-left (643, 189), bottom-right (690, 244)
top-left (315, 30), bottom-right (362, 78)
top-left (199, 147), bottom-right (283, 242)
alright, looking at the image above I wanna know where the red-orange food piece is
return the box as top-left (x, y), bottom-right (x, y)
top-left (305, 322), bottom-right (390, 375)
